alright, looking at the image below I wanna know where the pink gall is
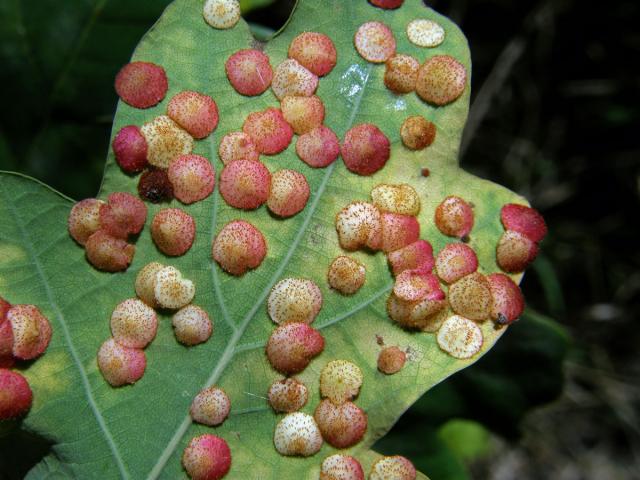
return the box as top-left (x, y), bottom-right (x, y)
top-left (288, 32), bottom-right (337, 77)
top-left (387, 240), bottom-right (435, 277)
top-left (281, 95), bottom-right (325, 135)
top-left (212, 220), bottom-right (267, 276)
top-left (182, 434), bottom-right (231, 480)
top-left (435, 196), bottom-right (474, 239)
top-left (266, 322), bottom-right (324, 374)
top-left (501, 203), bottom-right (548, 243)
top-left (320, 454), bottom-right (365, 480)
top-left (85, 230), bottom-right (135, 272)
top-left (110, 298), bottom-right (157, 349)
top-left (341, 124), bottom-right (390, 176)
top-left (190, 386), bottom-right (230, 426)
top-left (486, 273), bottom-right (525, 326)
top-left (0, 369), bottom-right (32, 419)
top-left (243, 108), bottom-right (293, 155)
top-left (386, 292), bottom-right (447, 332)
top-left (99, 192), bottom-right (147, 240)
top-left (381, 213), bottom-right (420, 253)
top-left (271, 59), bottom-right (319, 100)
top-left (314, 399), bottom-right (367, 449)
top-left (167, 154), bottom-right (215, 205)
top-left (8, 304), bottom-right (52, 360)
top-left (112, 126), bottom-right (148, 174)
top-left (369, 0), bottom-right (404, 8)
top-left (219, 160), bottom-right (271, 210)
top-left (173, 305), bottom-right (213, 346)
top-left (225, 49), bottom-right (273, 96)
top-left (68, 198), bottom-right (106, 246)
top-left (296, 126), bottom-right (340, 168)
top-left (496, 230), bottom-right (539, 273)
top-left (151, 208), bottom-right (196, 257)
top-left (435, 243), bottom-right (479, 284)
top-left (354, 22), bottom-right (396, 63)
top-left (267, 169), bottom-right (310, 218)
top-left (114, 61), bottom-right (168, 109)
top-left (97, 338), bottom-right (146, 387)
top-left (218, 132), bottom-right (260, 165)
top-left (393, 270), bottom-right (441, 302)
top-left (167, 91), bottom-right (219, 139)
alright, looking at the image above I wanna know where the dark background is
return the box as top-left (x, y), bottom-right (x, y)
top-left (0, 0), bottom-right (638, 478)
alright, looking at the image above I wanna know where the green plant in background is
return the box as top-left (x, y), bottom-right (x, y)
top-left (0, 0), bottom-right (570, 479)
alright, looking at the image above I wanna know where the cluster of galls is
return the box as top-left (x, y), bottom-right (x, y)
top-left (210, 28), bottom-right (394, 278)
top-left (113, 60), bottom-right (218, 205)
top-left (68, 193), bottom-right (145, 271)
top-left (262, 280), bottom-right (374, 468)
top-left (0, 297), bottom-right (52, 420)
top-left (209, 31), bottom-right (337, 271)
top-left (114, 114), bottom-right (216, 206)
top-left (352, 7), bottom-right (467, 158)
top-left (182, 385), bottom-right (232, 480)
top-left (319, 453), bottom-right (417, 480)
top-left (266, 355), bottom-right (415, 480)
top-left (70, 57), bottom-right (218, 274)
top-left (260, 271), bottom-right (412, 476)
top-left (335, 183), bottom-right (547, 361)
top-left (97, 263), bottom-right (208, 387)
top-left (210, 15), bottom-right (468, 278)
top-left (68, 191), bottom-right (204, 271)
top-left (270, 360), bottom-right (366, 464)
top-left (61, 0), bottom-right (539, 477)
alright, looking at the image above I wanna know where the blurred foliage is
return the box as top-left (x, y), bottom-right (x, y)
top-left (0, 0), bottom-right (638, 478)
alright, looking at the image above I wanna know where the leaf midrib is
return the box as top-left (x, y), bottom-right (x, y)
top-left (0, 177), bottom-right (131, 480)
top-left (145, 59), bottom-right (375, 479)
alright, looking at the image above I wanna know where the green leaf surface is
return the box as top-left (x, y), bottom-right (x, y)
top-left (0, 0), bottom-right (529, 478)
